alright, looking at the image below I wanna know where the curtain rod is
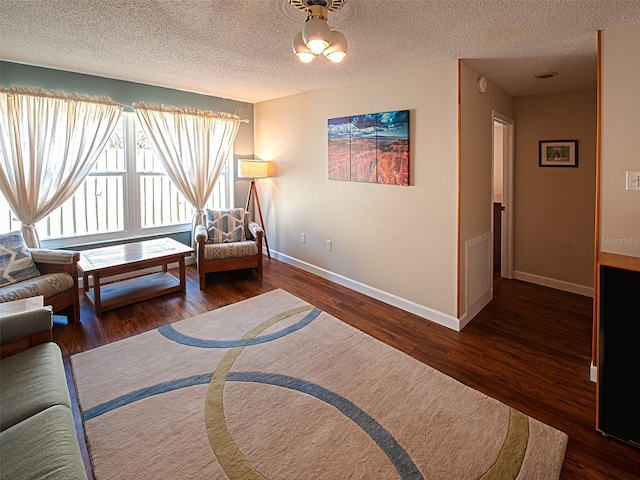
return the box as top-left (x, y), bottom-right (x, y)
top-left (133, 102), bottom-right (249, 123)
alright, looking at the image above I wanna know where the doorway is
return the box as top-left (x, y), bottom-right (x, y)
top-left (492, 112), bottom-right (514, 280)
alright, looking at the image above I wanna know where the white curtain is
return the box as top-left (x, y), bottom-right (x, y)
top-left (0, 86), bottom-right (123, 247)
top-left (133, 103), bottom-right (247, 244)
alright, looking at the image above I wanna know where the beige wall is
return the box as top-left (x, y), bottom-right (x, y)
top-left (254, 62), bottom-right (460, 322)
top-left (600, 23), bottom-right (640, 258)
top-left (459, 62), bottom-right (514, 319)
top-left (513, 90), bottom-right (597, 289)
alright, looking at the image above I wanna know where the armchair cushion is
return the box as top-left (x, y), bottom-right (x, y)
top-left (205, 208), bottom-right (246, 243)
top-left (0, 231), bottom-right (41, 287)
top-left (203, 241), bottom-right (259, 260)
top-left (0, 273), bottom-right (75, 304)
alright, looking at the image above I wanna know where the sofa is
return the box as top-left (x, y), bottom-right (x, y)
top-left (0, 231), bottom-right (81, 324)
top-left (0, 306), bottom-right (87, 479)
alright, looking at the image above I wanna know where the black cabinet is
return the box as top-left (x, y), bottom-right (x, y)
top-left (597, 265), bottom-right (640, 447)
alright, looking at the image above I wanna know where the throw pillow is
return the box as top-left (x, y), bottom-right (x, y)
top-left (0, 231), bottom-right (42, 286)
top-left (205, 208), bottom-right (246, 243)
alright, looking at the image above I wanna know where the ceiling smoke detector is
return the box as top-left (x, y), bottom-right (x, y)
top-left (289, 0), bottom-right (348, 64)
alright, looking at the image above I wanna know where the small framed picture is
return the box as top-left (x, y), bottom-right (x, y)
top-left (539, 140), bottom-right (578, 167)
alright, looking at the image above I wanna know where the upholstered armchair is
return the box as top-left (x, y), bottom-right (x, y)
top-left (0, 231), bottom-right (81, 324)
top-left (194, 208), bottom-right (264, 290)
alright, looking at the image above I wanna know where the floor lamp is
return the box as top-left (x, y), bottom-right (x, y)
top-left (238, 159), bottom-right (270, 258)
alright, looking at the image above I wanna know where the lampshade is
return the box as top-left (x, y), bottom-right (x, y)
top-left (237, 159), bottom-right (269, 179)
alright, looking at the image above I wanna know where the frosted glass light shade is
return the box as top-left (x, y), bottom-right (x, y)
top-left (293, 31), bottom-right (316, 63)
top-left (297, 51), bottom-right (316, 63)
top-left (238, 159), bottom-right (269, 179)
top-left (324, 29), bottom-right (348, 63)
top-left (302, 18), bottom-right (331, 54)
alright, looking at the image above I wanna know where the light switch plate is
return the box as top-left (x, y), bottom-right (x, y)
top-left (626, 171), bottom-right (640, 191)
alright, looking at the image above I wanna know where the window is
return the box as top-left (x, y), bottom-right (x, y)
top-left (43, 117), bottom-right (126, 241)
top-left (0, 112), bottom-right (233, 247)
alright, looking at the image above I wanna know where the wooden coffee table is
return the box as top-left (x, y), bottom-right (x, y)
top-left (78, 238), bottom-right (194, 315)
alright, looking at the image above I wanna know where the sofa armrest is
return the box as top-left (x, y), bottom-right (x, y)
top-left (30, 249), bottom-right (80, 278)
top-left (0, 306), bottom-right (53, 358)
top-left (0, 306), bottom-right (53, 342)
top-left (30, 249), bottom-right (80, 265)
top-left (195, 224), bottom-right (208, 244)
top-left (248, 222), bottom-right (264, 240)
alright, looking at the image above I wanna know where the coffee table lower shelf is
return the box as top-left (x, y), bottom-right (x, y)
top-left (84, 272), bottom-right (182, 313)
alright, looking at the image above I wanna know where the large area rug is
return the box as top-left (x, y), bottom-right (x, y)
top-left (71, 289), bottom-right (568, 479)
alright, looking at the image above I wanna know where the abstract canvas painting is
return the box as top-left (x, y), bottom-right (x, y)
top-left (328, 110), bottom-right (410, 186)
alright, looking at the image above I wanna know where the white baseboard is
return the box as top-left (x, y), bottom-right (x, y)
top-left (590, 362), bottom-right (597, 383)
top-left (271, 250), bottom-right (462, 332)
top-left (513, 271), bottom-right (593, 297)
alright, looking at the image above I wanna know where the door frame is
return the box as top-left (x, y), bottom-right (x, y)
top-left (492, 111), bottom-right (515, 279)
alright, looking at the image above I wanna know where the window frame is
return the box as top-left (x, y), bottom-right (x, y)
top-left (28, 112), bottom-right (234, 248)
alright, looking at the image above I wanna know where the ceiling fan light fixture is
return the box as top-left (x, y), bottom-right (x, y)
top-left (289, 0), bottom-right (348, 64)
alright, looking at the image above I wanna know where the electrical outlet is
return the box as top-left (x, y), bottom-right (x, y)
top-left (626, 171), bottom-right (640, 191)
top-left (300, 233), bottom-right (306, 244)
top-left (326, 240), bottom-right (332, 251)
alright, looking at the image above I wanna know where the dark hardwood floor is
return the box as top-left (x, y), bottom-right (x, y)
top-left (55, 258), bottom-right (640, 479)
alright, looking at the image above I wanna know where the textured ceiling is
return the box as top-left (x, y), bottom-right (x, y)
top-left (1, 1), bottom-right (639, 103)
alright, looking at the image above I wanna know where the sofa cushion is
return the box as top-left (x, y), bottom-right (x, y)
top-left (205, 208), bottom-right (246, 243)
top-left (0, 231), bottom-right (41, 287)
top-left (0, 342), bottom-right (71, 431)
top-left (203, 240), bottom-right (258, 260)
top-left (0, 272), bottom-right (74, 304)
top-left (0, 405), bottom-right (87, 479)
